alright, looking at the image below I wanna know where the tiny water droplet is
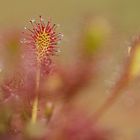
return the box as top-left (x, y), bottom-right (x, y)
top-left (60, 34), bottom-right (64, 37)
top-left (30, 19), bottom-right (35, 23)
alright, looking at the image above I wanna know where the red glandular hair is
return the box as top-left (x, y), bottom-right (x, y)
top-left (22, 16), bottom-right (63, 63)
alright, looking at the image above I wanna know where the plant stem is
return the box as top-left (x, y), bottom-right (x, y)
top-left (31, 62), bottom-right (40, 123)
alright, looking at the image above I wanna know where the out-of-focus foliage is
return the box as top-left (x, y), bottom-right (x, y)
top-left (0, 14), bottom-right (140, 140)
top-left (128, 39), bottom-right (140, 78)
top-left (83, 18), bottom-right (111, 56)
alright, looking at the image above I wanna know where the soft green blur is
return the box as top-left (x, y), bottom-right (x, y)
top-left (83, 18), bottom-right (111, 55)
top-left (0, 0), bottom-right (140, 33)
top-left (1, 1), bottom-right (140, 139)
top-left (0, 0), bottom-right (140, 59)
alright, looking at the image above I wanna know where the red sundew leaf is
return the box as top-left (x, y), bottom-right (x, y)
top-left (22, 16), bottom-right (63, 64)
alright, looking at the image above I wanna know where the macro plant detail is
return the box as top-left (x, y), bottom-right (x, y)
top-left (0, 15), bottom-right (139, 140)
top-left (23, 16), bottom-right (62, 63)
top-left (22, 16), bottom-right (63, 124)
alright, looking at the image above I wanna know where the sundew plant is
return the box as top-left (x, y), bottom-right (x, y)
top-left (0, 15), bottom-right (140, 140)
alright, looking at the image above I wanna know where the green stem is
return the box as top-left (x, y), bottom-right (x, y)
top-left (31, 63), bottom-right (40, 124)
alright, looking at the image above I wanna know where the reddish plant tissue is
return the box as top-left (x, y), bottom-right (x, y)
top-left (0, 16), bottom-right (122, 140)
top-left (45, 108), bottom-right (111, 140)
top-left (23, 16), bottom-right (62, 62)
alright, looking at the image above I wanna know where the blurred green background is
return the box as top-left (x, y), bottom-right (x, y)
top-left (1, 0), bottom-right (140, 59)
top-left (1, 0), bottom-right (140, 34)
top-left (1, 0), bottom-right (140, 139)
